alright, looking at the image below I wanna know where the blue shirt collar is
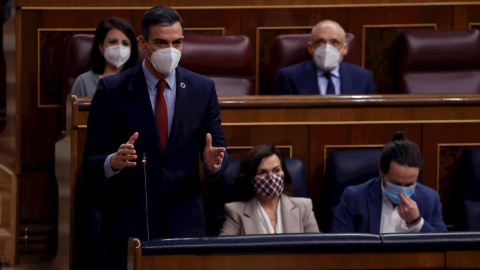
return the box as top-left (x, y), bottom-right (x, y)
top-left (316, 64), bottom-right (340, 78)
top-left (142, 60), bottom-right (176, 92)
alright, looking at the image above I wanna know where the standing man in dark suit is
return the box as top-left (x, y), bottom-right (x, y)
top-left (274, 20), bottom-right (376, 95)
top-left (331, 132), bottom-right (447, 233)
top-left (83, 6), bottom-right (228, 270)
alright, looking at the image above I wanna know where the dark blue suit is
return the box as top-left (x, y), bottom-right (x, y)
top-left (331, 177), bottom-right (447, 233)
top-left (274, 60), bottom-right (376, 95)
top-left (83, 64), bottom-right (228, 269)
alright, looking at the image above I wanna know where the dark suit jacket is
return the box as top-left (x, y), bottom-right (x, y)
top-left (274, 60), bottom-right (376, 95)
top-left (83, 64), bottom-right (228, 264)
top-left (331, 177), bottom-right (447, 233)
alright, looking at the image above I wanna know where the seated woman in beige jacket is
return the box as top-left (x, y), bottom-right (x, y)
top-left (220, 144), bottom-right (320, 235)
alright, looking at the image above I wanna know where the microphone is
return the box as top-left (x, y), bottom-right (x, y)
top-left (142, 151), bottom-right (150, 240)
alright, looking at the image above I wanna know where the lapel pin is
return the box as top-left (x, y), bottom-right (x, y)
top-left (180, 82), bottom-right (186, 89)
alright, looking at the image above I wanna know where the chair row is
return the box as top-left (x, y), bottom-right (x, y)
top-left (209, 147), bottom-right (480, 235)
top-left (63, 29), bottom-right (480, 99)
top-left (62, 33), bottom-right (255, 99)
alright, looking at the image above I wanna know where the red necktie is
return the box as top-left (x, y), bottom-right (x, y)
top-left (155, 80), bottom-right (168, 153)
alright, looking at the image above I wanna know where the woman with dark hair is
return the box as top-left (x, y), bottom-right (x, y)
top-left (72, 17), bottom-right (138, 97)
top-left (220, 144), bottom-right (319, 235)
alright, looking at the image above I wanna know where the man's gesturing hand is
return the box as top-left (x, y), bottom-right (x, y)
top-left (398, 193), bottom-right (421, 226)
top-left (110, 132), bottom-right (139, 170)
top-left (203, 133), bottom-right (226, 172)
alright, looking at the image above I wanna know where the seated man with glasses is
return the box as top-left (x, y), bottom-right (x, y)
top-left (274, 20), bottom-right (376, 95)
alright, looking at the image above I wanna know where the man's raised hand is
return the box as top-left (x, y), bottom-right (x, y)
top-left (110, 132), bottom-right (139, 170)
top-left (203, 133), bottom-right (226, 172)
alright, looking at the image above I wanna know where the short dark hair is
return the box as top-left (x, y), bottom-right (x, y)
top-left (380, 132), bottom-right (423, 174)
top-left (234, 144), bottom-right (293, 201)
top-left (90, 17), bottom-right (139, 74)
top-left (141, 6), bottom-right (184, 42)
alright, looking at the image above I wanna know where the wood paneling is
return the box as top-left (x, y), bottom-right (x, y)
top-left (20, 171), bottom-right (57, 222)
top-left (0, 26), bottom-right (5, 133)
top-left (132, 248), bottom-right (480, 269)
top-left (0, 3), bottom-right (18, 265)
top-left (446, 250), bottom-right (480, 268)
top-left (0, 165), bottom-right (17, 266)
top-left (363, 24), bottom-right (436, 93)
top-left (193, 252), bottom-right (445, 269)
top-left (17, 0), bottom-right (480, 8)
top-left (129, 235), bottom-right (452, 270)
top-left (422, 123), bottom-right (480, 229)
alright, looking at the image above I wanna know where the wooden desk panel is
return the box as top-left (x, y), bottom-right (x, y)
top-left (218, 95), bottom-right (480, 123)
top-left (446, 250), bottom-right (480, 268)
top-left (135, 248), bottom-right (446, 270)
top-left (191, 252), bottom-right (445, 270)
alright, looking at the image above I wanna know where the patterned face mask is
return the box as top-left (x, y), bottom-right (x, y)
top-left (252, 173), bottom-right (284, 198)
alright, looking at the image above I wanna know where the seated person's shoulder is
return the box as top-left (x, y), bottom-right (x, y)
top-left (71, 70), bottom-right (99, 97)
top-left (415, 182), bottom-right (440, 197)
top-left (73, 70), bottom-right (98, 86)
top-left (279, 60), bottom-right (313, 74)
top-left (341, 61), bottom-right (373, 75)
top-left (287, 196), bottom-right (312, 206)
top-left (224, 201), bottom-right (247, 211)
top-left (178, 66), bottom-right (215, 84)
top-left (76, 69), bottom-right (96, 80)
top-left (342, 177), bottom-right (379, 195)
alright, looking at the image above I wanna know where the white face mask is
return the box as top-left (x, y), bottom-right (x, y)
top-left (104, 45), bottom-right (131, 69)
top-left (145, 43), bottom-right (182, 75)
top-left (314, 44), bottom-right (343, 71)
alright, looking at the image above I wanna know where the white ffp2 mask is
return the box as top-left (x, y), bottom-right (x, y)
top-left (104, 45), bottom-right (131, 69)
top-left (314, 44), bottom-right (343, 71)
top-left (146, 43), bottom-right (182, 75)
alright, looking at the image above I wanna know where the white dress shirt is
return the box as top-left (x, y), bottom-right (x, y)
top-left (256, 197), bottom-right (283, 234)
top-left (316, 65), bottom-right (341, 95)
top-left (380, 184), bottom-right (424, 233)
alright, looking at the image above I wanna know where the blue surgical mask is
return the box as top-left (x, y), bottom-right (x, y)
top-left (384, 178), bottom-right (416, 205)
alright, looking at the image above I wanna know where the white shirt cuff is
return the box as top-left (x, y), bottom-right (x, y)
top-left (401, 217), bottom-right (424, 232)
top-left (104, 153), bottom-right (121, 178)
top-left (204, 162), bottom-right (221, 174)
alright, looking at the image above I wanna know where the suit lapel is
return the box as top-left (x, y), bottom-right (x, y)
top-left (280, 195), bottom-right (300, 233)
top-left (339, 62), bottom-right (354, 94)
top-left (131, 65), bottom-right (163, 154)
top-left (167, 67), bottom-right (188, 156)
top-left (411, 187), bottom-right (423, 216)
top-left (241, 199), bottom-right (263, 235)
top-left (299, 61), bottom-right (320, 94)
top-left (368, 178), bottom-right (382, 233)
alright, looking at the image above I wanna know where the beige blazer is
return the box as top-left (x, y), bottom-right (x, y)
top-left (219, 195), bottom-right (320, 236)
